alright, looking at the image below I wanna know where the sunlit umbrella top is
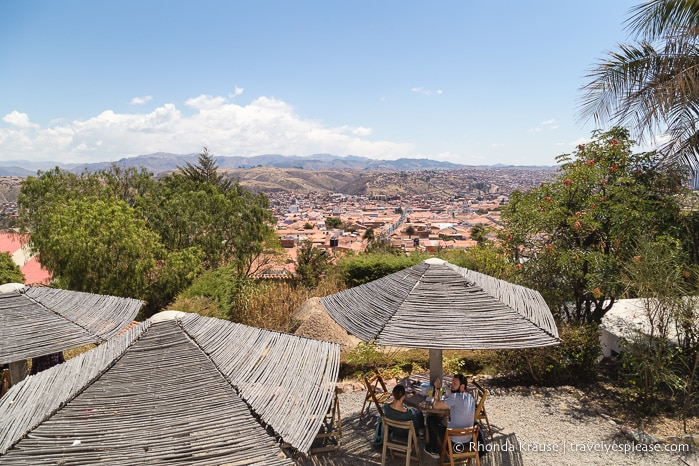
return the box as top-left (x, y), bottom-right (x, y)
top-left (320, 258), bottom-right (559, 349)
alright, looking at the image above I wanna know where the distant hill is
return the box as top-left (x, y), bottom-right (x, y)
top-left (0, 166), bottom-right (35, 176)
top-left (0, 153), bottom-right (557, 198)
top-left (48, 152), bottom-right (466, 175)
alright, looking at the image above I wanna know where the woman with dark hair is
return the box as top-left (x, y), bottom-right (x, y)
top-left (383, 384), bottom-right (425, 438)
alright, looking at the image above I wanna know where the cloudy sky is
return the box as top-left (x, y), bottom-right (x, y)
top-left (1, 0), bottom-right (640, 166)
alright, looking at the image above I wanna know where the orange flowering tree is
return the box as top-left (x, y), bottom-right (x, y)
top-left (502, 127), bottom-right (689, 323)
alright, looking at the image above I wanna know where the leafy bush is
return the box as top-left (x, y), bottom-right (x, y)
top-left (0, 252), bottom-right (24, 285)
top-left (493, 324), bottom-right (601, 385)
top-left (168, 295), bottom-right (225, 319)
top-left (620, 336), bottom-right (683, 403)
top-left (174, 265), bottom-right (238, 318)
top-left (342, 344), bottom-right (428, 380)
top-left (337, 252), bottom-right (427, 287)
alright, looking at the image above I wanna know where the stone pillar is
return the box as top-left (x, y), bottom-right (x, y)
top-left (8, 360), bottom-right (28, 387)
top-left (429, 348), bottom-right (442, 384)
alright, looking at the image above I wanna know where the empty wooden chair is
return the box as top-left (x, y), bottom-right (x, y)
top-left (382, 416), bottom-right (420, 466)
top-left (440, 425), bottom-right (481, 466)
top-left (311, 391), bottom-right (342, 453)
top-left (472, 382), bottom-right (492, 438)
top-left (361, 371), bottom-right (392, 418)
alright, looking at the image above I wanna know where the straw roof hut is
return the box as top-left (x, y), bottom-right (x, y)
top-left (320, 258), bottom-right (559, 378)
top-left (1, 285), bottom-right (143, 365)
top-left (0, 311), bottom-right (340, 464)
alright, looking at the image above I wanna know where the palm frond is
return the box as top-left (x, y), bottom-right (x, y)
top-left (627, 0), bottom-right (699, 40)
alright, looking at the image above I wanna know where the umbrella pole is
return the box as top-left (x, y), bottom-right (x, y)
top-left (429, 349), bottom-right (442, 383)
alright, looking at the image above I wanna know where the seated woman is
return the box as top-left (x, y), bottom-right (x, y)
top-left (383, 384), bottom-right (425, 438)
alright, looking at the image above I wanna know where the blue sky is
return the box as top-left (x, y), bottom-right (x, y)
top-left (0, 0), bottom-right (641, 166)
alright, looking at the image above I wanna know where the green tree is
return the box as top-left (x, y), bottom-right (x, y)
top-left (28, 196), bottom-right (161, 298)
top-left (325, 217), bottom-right (343, 229)
top-left (0, 252), bottom-right (24, 285)
top-left (294, 240), bottom-right (332, 288)
top-left (580, 0), bottom-right (699, 169)
top-left (469, 223), bottom-right (488, 246)
top-left (18, 165), bottom-right (154, 221)
top-left (136, 174), bottom-right (278, 274)
top-left (178, 146), bottom-right (233, 190)
top-left (365, 235), bottom-right (395, 254)
top-left (405, 225), bottom-right (416, 239)
top-left (363, 227), bottom-right (375, 241)
top-left (18, 168), bottom-right (202, 314)
top-left (502, 128), bottom-right (688, 323)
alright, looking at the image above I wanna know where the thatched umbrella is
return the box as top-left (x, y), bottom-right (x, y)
top-left (320, 258), bottom-right (559, 380)
top-left (0, 311), bottom-right (340, 464)
top-left (0, 285), bottom-right (143, 383)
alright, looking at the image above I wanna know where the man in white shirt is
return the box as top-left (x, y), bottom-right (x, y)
top-left (424, 373), bottom-right (475, 458)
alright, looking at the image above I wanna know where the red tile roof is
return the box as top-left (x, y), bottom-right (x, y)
top-left (0, 232), bottom-right (52, 285)
top-left (20, 256), bottom-right (51, 285)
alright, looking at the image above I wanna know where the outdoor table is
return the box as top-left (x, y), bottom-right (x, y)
top-left (404, 390), bottom-right (450, 415)
top-left (403, 389), bottom-right (449, 445)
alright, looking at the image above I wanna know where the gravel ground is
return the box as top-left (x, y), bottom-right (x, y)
top-left (294, 388), bottom-right (695, 466)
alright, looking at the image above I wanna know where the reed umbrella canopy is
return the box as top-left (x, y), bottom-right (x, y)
top-left (0, 285), bottom-right (143, 365)
top-left (0, 311), bottom-right (340, 464)
top-left (320, 258), bottom-right (559, 377)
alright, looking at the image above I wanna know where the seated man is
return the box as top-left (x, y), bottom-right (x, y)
top-left (383, 384), bottom-right (425, 438)
top-left (424, 373), bottom-right (475, 459)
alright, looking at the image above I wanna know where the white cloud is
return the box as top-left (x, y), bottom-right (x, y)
top-left (534, 119), bottom-right (559, 131)
top-left (2, 111), bottom-right (38, 128)
top-left (0, 94), bottom-right (415, 163)
top-left (541, 118), bottom-right (558, 130)
top-left (228, 86), bottom-right (244, 98)
top-left (130, 95), bottom-right (153, 105)
top-left (352, 126), bottom-right (373, 136)
top-left (411, 87), bottom-right (443, 96)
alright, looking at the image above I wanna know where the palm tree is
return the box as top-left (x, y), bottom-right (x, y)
top-left (579, 0), bottom-right (699, 170)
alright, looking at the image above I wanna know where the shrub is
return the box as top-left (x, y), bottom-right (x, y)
top-left (619, 336), bottom-right (683, 403)
top-left (337, 252), bottom-right (427, 287)
top-left (341, 344), bottom-right (428, 380)
top-left (174, 265), bottom-right (237, 318)
top-left (493, 324), bottom-right (601, 385)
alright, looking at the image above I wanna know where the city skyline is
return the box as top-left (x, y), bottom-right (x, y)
top-left (1, 0), bottom-right (642, 166)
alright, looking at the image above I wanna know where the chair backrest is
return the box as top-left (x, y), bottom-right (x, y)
top-left (474, 389), bottom-right (487, 419)
top-left (382, 416), bottom-right (420, 466)
top-left (369, 371), bottom-right (389, 393)
top-left (441, 425), bottom-right (480, 466)
top-left (472, 383), bottom-right (492, 437)
top-left (361, 371), bottom-right (391, 418)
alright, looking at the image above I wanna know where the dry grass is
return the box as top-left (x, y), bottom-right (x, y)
top-left (232, 275), bottom-right (347, 332)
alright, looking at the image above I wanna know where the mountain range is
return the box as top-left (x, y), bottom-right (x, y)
top-left (0, 153), bottom-right (483, 177)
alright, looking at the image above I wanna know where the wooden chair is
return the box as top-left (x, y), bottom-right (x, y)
top-left (310, 391), bottom-right (342, 453)
top-left (381, 416), bottom-right (420, 466)
top-left (440, 425), bottom-right (481, 466)
top-left (472, 382), bottom-right (492, 438)
top-left (361, 371), bottom-right (392, 418)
